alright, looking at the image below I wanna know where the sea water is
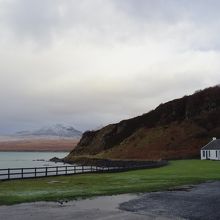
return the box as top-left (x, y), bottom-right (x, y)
top-left (0, 152), bottom-right (68, 169)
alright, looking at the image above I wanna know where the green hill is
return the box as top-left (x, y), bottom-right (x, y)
top-left (66, 86), bottom-right (220, 161)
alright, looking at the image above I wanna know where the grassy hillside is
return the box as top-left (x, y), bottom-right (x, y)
top-left (66, 86), bottom-right (220, 160)
top-left (99, 121), bottom-right (207, 159)
top-left (0, 160), bottom-right (220, 205)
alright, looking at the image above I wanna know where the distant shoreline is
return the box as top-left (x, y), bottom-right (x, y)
top-left (0, 138), bottom-right (79, 152)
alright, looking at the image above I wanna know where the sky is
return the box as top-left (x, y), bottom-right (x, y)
top-left (0, 0), bottom-right (220, 134)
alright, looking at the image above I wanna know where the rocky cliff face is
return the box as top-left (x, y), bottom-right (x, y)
top-left (66, 86), bottom-right (220, 161)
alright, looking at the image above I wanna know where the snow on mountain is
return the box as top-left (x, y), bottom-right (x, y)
top-left (15, 124), bottom-right (82, 138)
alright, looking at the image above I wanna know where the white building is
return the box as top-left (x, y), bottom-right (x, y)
top-left (201, 138), bottom-right (220, 160)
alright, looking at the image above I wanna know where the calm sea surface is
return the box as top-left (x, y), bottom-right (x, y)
top-left (0, 152), bottom-right (69, 169)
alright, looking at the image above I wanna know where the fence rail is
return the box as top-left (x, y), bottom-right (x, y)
top-left (0, 165), bottom-right (118, 180)
top-left (0, 161), bottom-right (168, 181)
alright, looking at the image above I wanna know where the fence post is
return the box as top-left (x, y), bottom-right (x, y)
top-left (45, 167), bottom-right (48, 177)
top-left (8, 168), bottom-right (10, 180)
top-left (65, 166), bottom-right (67, 175)
top-left (82, 165), bottom-right (84, 173)
top-left (21, 168), bottom-right (23, 179)
top-left (35, 168), bottom-right (37, 177)
top-left (56, 166), bottom-right (58, 175)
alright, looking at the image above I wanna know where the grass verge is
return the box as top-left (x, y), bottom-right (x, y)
top-left (0, 159), bottom-right (220, 205)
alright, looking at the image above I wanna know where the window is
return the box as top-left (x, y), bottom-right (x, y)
top-left (203, 151), bottom-right (205, 157)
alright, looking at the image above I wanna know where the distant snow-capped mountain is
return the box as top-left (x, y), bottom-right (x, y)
top-left (15, 124), bottom-right (82, 138)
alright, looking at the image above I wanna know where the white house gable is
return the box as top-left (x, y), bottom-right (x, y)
top-left (201, 138), bottom-right (220, 160)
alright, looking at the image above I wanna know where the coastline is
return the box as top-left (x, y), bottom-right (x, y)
top-left (61, 157), bottom-right (168, 169)
top-left (0, 151), bottom-right (69, 170)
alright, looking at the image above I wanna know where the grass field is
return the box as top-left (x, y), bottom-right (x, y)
top-left (0, 160), bottom-right (220, 205)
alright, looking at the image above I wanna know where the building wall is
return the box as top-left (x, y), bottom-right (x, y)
top-left (201, 150), bottom-right (220, 160)
top-left (201, 150), bottom-right (206, 160)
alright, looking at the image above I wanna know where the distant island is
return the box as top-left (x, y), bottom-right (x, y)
top-left (66, 85), bottom-right (220, 161)
top-left (0, 124), bottom-right (81, 152)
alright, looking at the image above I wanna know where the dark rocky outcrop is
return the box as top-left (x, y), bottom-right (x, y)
top-left (63, 157), bottom-right (167, 168)
top-left (66, 86), bottom-right (220, 161)
top-left (50, 157), bottom-right (63, 163)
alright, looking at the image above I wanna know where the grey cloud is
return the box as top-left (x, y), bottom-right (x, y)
top-left (1, 0), bottom-right (63, 45)
top-left (1, 0), bottom-right (219, 51)
top-left (0, 0), bottom-right (220, 133)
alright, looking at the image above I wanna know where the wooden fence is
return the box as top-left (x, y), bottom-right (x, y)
top-left (0, 161), bottom-right (168, 181)
top-left (0, 165), bottom-right (117, 181)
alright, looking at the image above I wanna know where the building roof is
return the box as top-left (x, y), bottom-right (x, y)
top-left (202, 139), bottom-right (220, 150)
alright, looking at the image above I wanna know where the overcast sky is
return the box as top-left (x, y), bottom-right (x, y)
top-left (0, 0), bottom-right (220, 134)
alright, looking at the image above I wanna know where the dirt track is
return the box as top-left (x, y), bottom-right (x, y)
top-left (0, 181), bottom-right (219, 220)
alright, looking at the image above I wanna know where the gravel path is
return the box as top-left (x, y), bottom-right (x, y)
top-left (120, 181), bottom-right (220, 220)
top-left (0, 181), bottom-right (219, 220)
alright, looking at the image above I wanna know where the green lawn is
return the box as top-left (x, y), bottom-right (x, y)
top-left (0, 160), bottom-right (220, 205)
